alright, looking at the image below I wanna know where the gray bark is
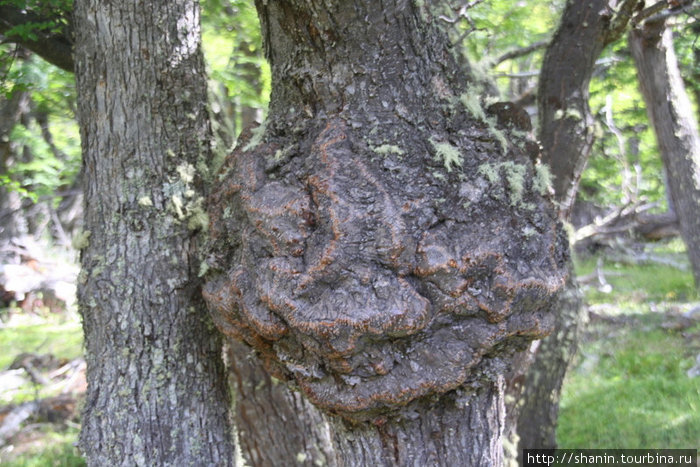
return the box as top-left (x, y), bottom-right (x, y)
top-left (205, 1), bottom-right (568, 465)
top-left (630, 20), bottom-right (700, 286)
top-left (73, 1), bottom-right (234, 465)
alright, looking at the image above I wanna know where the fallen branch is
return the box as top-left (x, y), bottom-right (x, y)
top-left (573, 201), bottom-right (678, 244)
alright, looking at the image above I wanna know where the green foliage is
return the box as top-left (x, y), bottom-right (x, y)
top-left (7, 122), bottom-right (79, 201)
top-left (0, 0), bottom-right (72, 41)
top-left (0, 43), bottom-right (79, 206)
top-left (579, 36), bottom-right (667, 208)
top-left (454, 0), bottom-right (563, 93)
top-left (201, 0), bottom-right (270, 130)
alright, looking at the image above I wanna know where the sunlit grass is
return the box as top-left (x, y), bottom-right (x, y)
top-left (559, 326), bottom-right (700, 448)
top-left (0, 312), bottom-right (84, 465)
top-left (0, 425), bottom-right (85, 467)
top-left (574, 241), bottom-right (699, 305)
top-left (0, 314), bottom-right (83, 370)
top-left (560, 243), bottom-right (700, 449)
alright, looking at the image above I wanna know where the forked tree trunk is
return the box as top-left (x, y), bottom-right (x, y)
top-left (73, 1), bottom-right (234, 464)
top-left (204, 1), bottom-right (568, 465)
top-left (630, 19), bottom-right (700, 286)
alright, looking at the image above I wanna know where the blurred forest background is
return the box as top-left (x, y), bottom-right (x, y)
top-left (0, 0), bottom-right (698, 464)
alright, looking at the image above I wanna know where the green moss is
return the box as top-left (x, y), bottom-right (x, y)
top-left (71, 229), bottom-right (91, 250)
top-left (171, 194), bottom-right (185, 220)
top-left (243, 120), bottom-right (267, 152)
top-left (501, 161), bottom-right (527, 206)
top-left (554, 108), bottom-right (583, 121)
top-left (187, 204), bottom-right (209, 232)
top-left (138, 196), bottom-right (153, 207)
top-left (431, 170), bottom-right (446, 181)
top-left (459, 85), bottom-right (487, 121)
top-left (176, 162), bottom-right (196, 184)
top-left (478, 162), bottom-right (533, 207)
top-left (485, 116), bottom-right (509, 155)
top-left (459, 86), bottom-right (509, 154)
top-left (478, 163), bottom-right (500, 184)
top-left (372, 144), bottom-right (405, 156)
top-left (522, 226), bottom-right (537, 239)
top-left (533, 163), bottom-right (553, 195)
top-left (429, 138), bottom-right (462, 172)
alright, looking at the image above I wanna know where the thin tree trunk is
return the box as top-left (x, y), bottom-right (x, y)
top-left (513, 0), bottom-right (642, 457)
top-left (630, 19), bottom-right (700, 286)
top-left (0, 89), bottom-right (31, 241)
top-left (204, 1), bottom-right (567, 465)
top-left (73, 1), bottom-right (234, 464)
top-left (538, 0), bottom-right (641, 218)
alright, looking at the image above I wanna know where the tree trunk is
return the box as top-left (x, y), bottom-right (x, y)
top-left (204, 1), bottom-right (568, 465)
top-left (227, 338), bottom-right (337, 466)
top-left (515, 273), bottom-right (583, 459)
top-left (513, 0), bottom-right (643, 456)
top-left (73, 1), bottom-right (234, 464)
top-left (0, 89), bottom-right (31, 242)
top-left (538, 0), bottom-right (641, 218)
top-left (630, 19), bottom-right (700, 286)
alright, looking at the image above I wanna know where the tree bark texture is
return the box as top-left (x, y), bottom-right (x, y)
top-left (227, 338), bottom-right (337, 466)
top-left (204, 1), bottom-right (568, 464)
top-left (515, 272), bottom-right (584, 460)
top-left (230, 337), bottom-right (507, 467)
top-left (630, 20), bottom-right (700, 286)
top-left (73, 1), bottom-right (234, 464)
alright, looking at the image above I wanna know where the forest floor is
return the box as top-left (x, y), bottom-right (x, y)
top-left (0, 239), bottom-right (698, 466)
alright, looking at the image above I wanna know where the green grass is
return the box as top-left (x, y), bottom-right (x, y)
top-left (0, 316), bottom-right (83, 370)
top-left (559, 324), bottom-right (700, 447)
top-left (559, 244), bottom-right (700, 449)
top-left (575, 258), bottom-right (698, 305)
top-left (0, 312), bottom-right (85, 465)
top-left (0, 425), bottom-right (85, 467)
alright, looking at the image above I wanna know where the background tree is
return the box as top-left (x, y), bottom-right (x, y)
top-left (630, 16), bottom-right (700, 286)
top-left (72, 0), bottom-right (233, 463)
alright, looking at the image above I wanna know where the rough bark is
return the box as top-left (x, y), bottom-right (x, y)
top-left (227, 338), bottom-right (336, 466)
top-left (630, 20), bottom-right (700, 286)
top-left (515, 272), bottom-right (584, 461)
top-left (204, 1), bottom-right (568, 464)
top-left (73, 1), bottom-right (234, 465)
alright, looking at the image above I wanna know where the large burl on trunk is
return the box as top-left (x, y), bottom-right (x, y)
top-left (204, 0), bottom-right (567, 428)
